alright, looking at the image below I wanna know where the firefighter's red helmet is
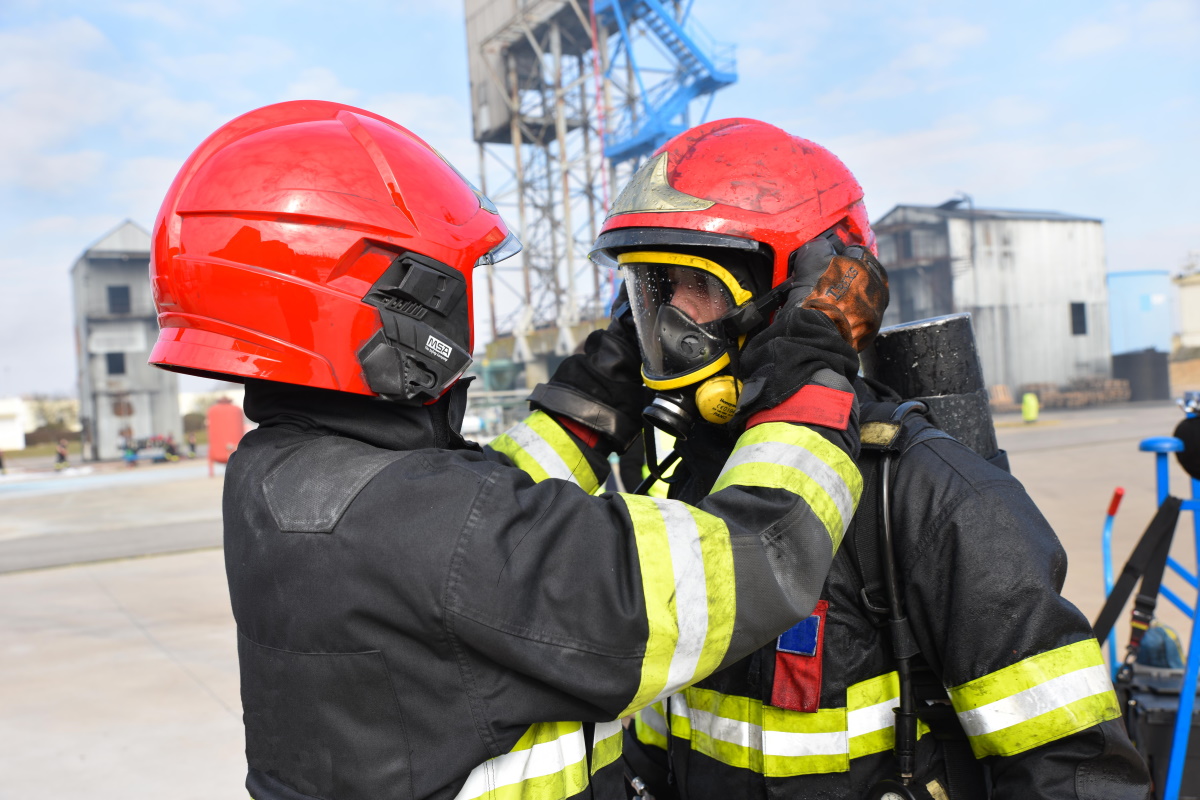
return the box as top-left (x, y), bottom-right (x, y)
top-left (591, 117), bottom-right (874, 289)
top-left (149, 100), bottom-right (519, 403)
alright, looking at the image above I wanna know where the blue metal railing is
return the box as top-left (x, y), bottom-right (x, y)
top-left (1102, 405), bottom-right (1200, 799)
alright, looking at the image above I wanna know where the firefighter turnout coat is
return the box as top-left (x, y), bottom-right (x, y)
top-left (625, 401), bottom-right (1150, 800)
top-left (224, 378), bottom-right (861, 800)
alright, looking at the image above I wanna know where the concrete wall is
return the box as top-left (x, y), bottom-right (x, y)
top-left (946, 216), bottom-right (1109, 391)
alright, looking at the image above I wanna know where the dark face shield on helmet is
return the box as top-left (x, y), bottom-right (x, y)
top-left (618, 251), bottom-right (753, 390)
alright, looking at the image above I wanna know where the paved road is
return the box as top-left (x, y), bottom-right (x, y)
top-left (0, 461), bottom-right (224, 574)
top-left (0, 401), bottom-right (1195, 797)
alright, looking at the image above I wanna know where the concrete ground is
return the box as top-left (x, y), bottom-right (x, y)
top-left (0, 401), bottom-right (1195, 798)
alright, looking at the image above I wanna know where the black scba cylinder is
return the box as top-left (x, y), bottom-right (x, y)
top-left (861, 313), bottom-right (1001, 462)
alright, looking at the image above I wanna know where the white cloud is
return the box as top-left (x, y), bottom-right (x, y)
top-left (1047, 2), bottom-right (1198, 62)
top-left (110, 156), bottom-right (186, 225)
top-left (1048, 22), bottom-right (1128, 61)
top-left (114, 2), bottom-right (192, 29)
top-left (282, 67), bottom-right (362, 104)
top-left (0, 18), bottom-right (219, 194)
top-left (146, 35), bottom-right (296, 105)
top-left (817, 17), bottom-right (987, 105)
top-left (14, 151), bottom-right (108, 196)
top-left (983, 96), bottom-right (1050, 129)
top-left (826, 119), bottom-right (1147, 221)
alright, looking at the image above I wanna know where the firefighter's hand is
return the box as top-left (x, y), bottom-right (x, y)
top-left (528, 285), bottom-right (645, 451)
top-left (733, 304), bottom-right (859, 427)
top-left (799, 246), bottom-right (889, 352)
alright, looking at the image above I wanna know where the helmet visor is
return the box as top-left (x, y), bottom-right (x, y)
top-left (619, 251), bottom-right (751, 385)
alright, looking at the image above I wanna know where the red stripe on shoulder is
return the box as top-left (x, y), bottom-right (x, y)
top-left (747, 384), bottom-right (854, 430)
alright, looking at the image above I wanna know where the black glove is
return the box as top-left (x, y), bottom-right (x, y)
top-left (733, 303), bottom-right (860, 423)
top-left (528, 289), bottom-right (645, 451)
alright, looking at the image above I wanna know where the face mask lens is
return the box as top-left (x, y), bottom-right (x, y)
top-left (621, 260), bottom-right (738, 381)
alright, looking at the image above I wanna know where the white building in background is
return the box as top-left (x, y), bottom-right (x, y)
top-left (1177, 254), bottom-right (1200, 351)
top-left (71, 221), bottom-right (181, 461)
top-left (0, 398), bottom-right (25, 452)
top-left (873, 202), bottom-right (1110, 392)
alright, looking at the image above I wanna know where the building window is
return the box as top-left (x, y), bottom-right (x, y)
top-left (106, 352), bottom-right (126, 375)
top-left (1071, 302), bottom-right (1088, 336)
top-left (107, 285), bottom-right (131, 314)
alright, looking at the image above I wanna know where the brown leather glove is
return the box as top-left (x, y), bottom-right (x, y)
top-left (800, 245), bottom-right (889, 351)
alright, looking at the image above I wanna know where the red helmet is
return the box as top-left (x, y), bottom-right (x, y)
top-left (149, 100), bottom-right (518, 403)
top-left (591, 117), bottom-right (875, 289)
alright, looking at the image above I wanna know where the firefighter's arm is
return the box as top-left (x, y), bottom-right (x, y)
top-left (480, 293), bottom-right (641, 485)
top-left (449, 316), bottom-right (861, 719)
top-left (897, 449), bottom-right (1150, 799)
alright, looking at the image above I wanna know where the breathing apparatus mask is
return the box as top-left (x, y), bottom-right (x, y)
top-left (619, 250), bottom-right (778, 441)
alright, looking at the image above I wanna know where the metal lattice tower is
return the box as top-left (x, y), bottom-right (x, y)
top-left (465, 0), bottom-right (735, 386)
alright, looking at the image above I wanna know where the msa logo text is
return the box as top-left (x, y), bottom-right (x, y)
top-left (425, 335), bottom-right (453, 362)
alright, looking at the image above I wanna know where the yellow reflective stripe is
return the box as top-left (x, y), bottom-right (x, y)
top-left (454, 721), bottom-right (588, 800)
top-left (713, 422), bottom-right (862, 553)
top-left (490, 411), bottom-right (600, 493)
top-left (845, 672), bottom-right (931, 758)
top-left (634, 703), bottom-right (669, 750)
top-left (591, 720), bottom-right (623, 774)
top-left (761, 704), bottom-right (848, 776)
top-left (659, 674), bottom-right (930, 777)
top-left (950, 639), bottom-right (1120, 757)
top-left (618, 495), bottom-right (736, 716)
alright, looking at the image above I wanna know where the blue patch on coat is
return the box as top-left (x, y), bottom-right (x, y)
top-left (777, 614), bottom-right (821, 657)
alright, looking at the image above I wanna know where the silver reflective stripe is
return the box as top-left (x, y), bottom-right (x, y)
top-left (505, 420), bottom-right (580, 485)
top-left (688, 705), bottom-right (764, 750)
top-left (639, 705), bottom-right (669, 738)
top-left (594, 720), bottom-right (623, 743)
top-left (716, 441), bottom-right (855, 529)
top-left (847, 695), bottom-right (898, 739)
top-left (956, 664), bottom-right (1113, 738)
top-left (653, 498), bottom-right (709, 699)
top-left (679, 697), bottom-right (851, 759)
top-left (453, 726), bottom-right (587, 800)
top-left (762, 729), bottom-right (848, 758)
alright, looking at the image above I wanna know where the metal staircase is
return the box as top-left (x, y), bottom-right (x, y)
top-left (594, 0), bottom-right (737, 165)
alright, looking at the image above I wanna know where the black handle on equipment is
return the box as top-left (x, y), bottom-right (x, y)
top-left (1093, 496), bottom-right (1183, 654)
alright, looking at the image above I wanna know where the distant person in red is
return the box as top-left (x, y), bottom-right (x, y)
top-left (54, 438), bottom-right (69, 471)
top-left (186, 432), bottom-right (197, 459)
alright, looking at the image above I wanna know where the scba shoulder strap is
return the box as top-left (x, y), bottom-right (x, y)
top-left (847, 402), bottom-right (988, 799)
top-left (844, 402), bottom-right (953, 616)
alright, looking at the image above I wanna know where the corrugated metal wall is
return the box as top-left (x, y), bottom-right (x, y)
top-left (946, 216), bottom-right (1109, 391)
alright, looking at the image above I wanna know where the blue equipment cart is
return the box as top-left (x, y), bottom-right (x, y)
top-left (1102, 395), bottom-right (1200, 799)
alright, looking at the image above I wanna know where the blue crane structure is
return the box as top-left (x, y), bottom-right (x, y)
top-left (593, 0), bottom-right (737, 166)
top-left (464, 0), bottom-right (736, 389)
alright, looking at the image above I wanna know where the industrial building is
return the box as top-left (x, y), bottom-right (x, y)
top-left (71, 221), bottom-right (181, 461)
top-left (1177, 258), bottom-right (1200, 351)
top-left (873, 201), bottom-right (1110, 393)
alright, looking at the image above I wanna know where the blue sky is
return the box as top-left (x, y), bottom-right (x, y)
top-left (0, 0), bottom-right (1196, 394)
